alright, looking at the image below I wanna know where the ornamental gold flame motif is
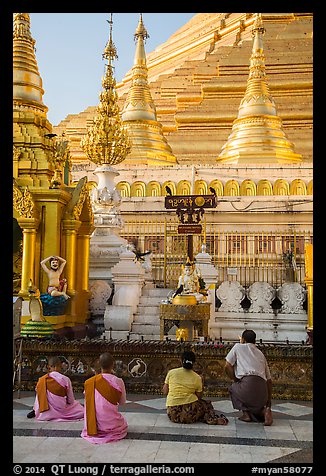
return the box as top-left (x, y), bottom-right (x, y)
top-left (81, 14), bottom-right (131, 166)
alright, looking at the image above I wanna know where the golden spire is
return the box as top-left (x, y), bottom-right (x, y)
top-left (81, 14), bottom-right (131, 166)
top-left (121, 14), bottom-right (177, 165)
top-left (122, 13), bottom-right (155, 121)
top-left (13, 13), bottom-right (48, 114)
top-left (216, 13), bottom-right (302, 164)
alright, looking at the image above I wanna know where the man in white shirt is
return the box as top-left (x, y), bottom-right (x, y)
top-left (225, 329), bottom-right (273, 425)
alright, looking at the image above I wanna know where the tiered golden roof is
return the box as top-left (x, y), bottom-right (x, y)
top-left (121, 14), bottom-right (177, 166)
top-left (216, 13), bottom-right (303, 164)
top-left (13, 13), bottom-right (58, 187)
top-left (13, 13), bottom-right (47, 114)
top-left (81, 14), bottom-right (131, 166)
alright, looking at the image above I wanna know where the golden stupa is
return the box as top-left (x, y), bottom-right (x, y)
top-left (120, 14), bottom-right (177, 166)
top-left (216, 13), bottom-right (303, 164)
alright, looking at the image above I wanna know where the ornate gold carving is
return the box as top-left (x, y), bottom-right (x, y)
top-left (13, 180), bottom-right (35, 218)
top-left (65, 176), bottom-right (92, 220)
top-left (13, 13), bottom-right (34, 44)
top-left (15, 338), bottom-right (313, 400)
top-left (13, 145), bottom-right (22, 161)
top-left (81, 14), bottom-right (131, 166)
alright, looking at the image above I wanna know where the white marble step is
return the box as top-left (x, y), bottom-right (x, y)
top-left (134, 313), bottom-right (159, 324)
top-left (142, 288), bottom-right (173, 297)
top-left (131, 323), bottom-right (160, 334)
top-left (138, 302), bottom-right (160, 314)
top-left (138, 297), bottom-right (163, 306)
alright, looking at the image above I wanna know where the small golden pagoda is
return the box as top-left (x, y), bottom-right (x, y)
top-left (216, 13), bottom-right (303, 164)
top-left (121, 14), bottom-right (177, 166)
top-left (13, 13), bottom-right (94, 336)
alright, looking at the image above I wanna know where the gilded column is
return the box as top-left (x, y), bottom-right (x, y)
top-left (17, 217), bottom-right (40, 296)
top-left (62, 219), bottom-right (82, 295)
top-left (304, 243), bottom-right (313, 344)
top-left (76, 223), bottom-right (93, 291)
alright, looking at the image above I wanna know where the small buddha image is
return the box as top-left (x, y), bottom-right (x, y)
top-left (173, 258), bottom-right (205, 303)
top-left (176, 328), bottom-right (188, 341)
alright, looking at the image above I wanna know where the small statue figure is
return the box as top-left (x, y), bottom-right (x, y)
top-left (176, 328), bottom-right (188, 341)
top-left (173, 259), bottom-right (205, 303)
top-left (40, 256), bottom-right (69, 300)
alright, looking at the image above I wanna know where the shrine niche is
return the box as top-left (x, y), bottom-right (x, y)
top-left (146, 181), bottom-right (161, 197)
top-left (177, 180), bottom-right (191, 195)
top-left (240, 179), bottom-right (256, 196)
top-left (290, 179), bottom-right (307, 195)
top-left (208, 180), bottom-right (223, 196)
top-left (116, 181), bottom-right (131, 197)
top-left (257, 179), bottom-right (273, 196)
top-left (273, 179), bottom-right (290, 196)
top-left (224, 180), bottom-right (240, 196)
top-left (130, 181), bottom-right (146, 197)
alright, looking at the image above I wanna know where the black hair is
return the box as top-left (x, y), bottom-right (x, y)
top-left (48, 356), bottom-right (62, 368)
top-left (242, 329), bottom-right (256, 344)
top-left (99, 352), bottom-right (114, 371)
top-left (181, 350), bottom-right (196, 369)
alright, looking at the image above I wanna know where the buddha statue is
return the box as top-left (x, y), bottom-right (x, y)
top-left (172, 259), bottom-right (205, 304)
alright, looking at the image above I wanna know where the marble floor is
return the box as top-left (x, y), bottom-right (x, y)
top-left (13, 391), bottom-right (313, 465)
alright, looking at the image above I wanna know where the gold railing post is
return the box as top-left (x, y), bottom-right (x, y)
top-left (304, 243), bottom-right (313, 344)
top-left (163, 218), bottom-right (167, 288)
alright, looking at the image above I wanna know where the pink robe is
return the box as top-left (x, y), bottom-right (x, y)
top-left (81, 373), bottom-right (128, 444)
top-left (34, 371), bottom-right (84, 421)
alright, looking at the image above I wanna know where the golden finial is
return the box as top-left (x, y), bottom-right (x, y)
top-left (81, 14), bottom-right (131, 166)
top-left (103, 13), bottom-right (118, 62)
top-left (134, 13), bottom-right (149, 42)
top-left (13, 13), bottom-right (33, 42)
top-left (252, 13), bottom-right (265, 36)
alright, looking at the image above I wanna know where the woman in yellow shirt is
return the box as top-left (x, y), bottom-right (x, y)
top-left (163, 351), bottom-right (228, 425)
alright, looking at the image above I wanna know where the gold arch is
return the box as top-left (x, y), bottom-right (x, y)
top-left (146, 181), bottom-right (162, 197)
top-left (208, 180), bottom-right (224, 196)
top-left (116, 181), bottom-right (131, 198)
top-left (194, 180), bottom-right (207, 195)
top-left (257, 179), bottom-right (273, 196)
top-left (224, 179), bottom-right (240, 196)
top-left (240, 179), bottom-right (256, 196)
top-left (273, 179), bottom-right (290, 196)
top-left (162, 181), bottom-right (177, 196)
top-left (307, 180), bottom-right (313, 195)
top-left (130, 181), bottom-right (146, 197)
top-left (177, 180), bottom-right (191, 195)
top-left (290, 179), bottom-right (307, 195)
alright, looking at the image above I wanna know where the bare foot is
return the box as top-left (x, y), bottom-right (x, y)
top-left (264, 407), bottom-right (273, 426)
top-left (238, 411), bottom-right (252, 422)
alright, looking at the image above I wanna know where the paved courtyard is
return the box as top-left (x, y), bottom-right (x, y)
top-left (13, 390), bottom-right (313, 466)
